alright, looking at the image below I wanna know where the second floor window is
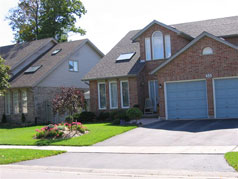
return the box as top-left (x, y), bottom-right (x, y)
top-left (146, 31), bottom-right (172, 60)
top-left (152, 31), bottom-right (164, 60)
top-left (69, 60), bottom-right (78, 72)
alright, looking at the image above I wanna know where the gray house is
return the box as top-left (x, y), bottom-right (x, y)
top-left (0, 38), bottom-right (103, 124)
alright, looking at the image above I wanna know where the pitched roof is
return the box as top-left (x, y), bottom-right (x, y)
top-left (131, 20), bottom-right (193, 42)
top-left (150, 31), bottom-right (238, 74)
top-left (172, 16), bottom-right (238, 37)
top-left (83, 30), bottom-right (143, 81)
top-left (10, 39), bottom-right (93, 88)
top-left (0, 38), bottom-right (55, 69)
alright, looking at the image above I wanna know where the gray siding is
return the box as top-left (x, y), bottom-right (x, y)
top-left (38, 43), bottom-right (101, 88)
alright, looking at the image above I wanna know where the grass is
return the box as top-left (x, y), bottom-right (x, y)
top-left (225, 152), bottom-right (238, 171)
top-left (0, 123), bottom-right (136, 146)
top-left (0, 149), bottom-right (65, 164)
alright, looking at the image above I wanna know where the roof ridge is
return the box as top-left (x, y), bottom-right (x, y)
top-left (171, 15), bottom-right (238, 26)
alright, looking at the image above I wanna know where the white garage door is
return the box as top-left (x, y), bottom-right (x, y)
top-left (214, 78), bottom-right (238, 118)
top-left (166, 80), bottom-right (208, 120)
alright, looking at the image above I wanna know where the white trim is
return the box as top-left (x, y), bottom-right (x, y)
top-left (97, 82), bottom-right (106, 110)
top-left (212, 76), bottom-right (238, 119)
top-left (109, 81), bottom-right (118, 109)
top-left (164, 79), bottom-right (208, 120)
top-left (212, 78), bottom-right (216, 118)
top-left (164, 82), bottom-right (168, 120)
top-left (120, 80), bottom-right (130, 109)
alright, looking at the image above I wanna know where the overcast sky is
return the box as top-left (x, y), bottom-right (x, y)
top-left (0, 0), bottom-right (238, 54)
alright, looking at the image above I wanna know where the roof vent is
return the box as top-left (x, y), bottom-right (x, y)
top-left (51, 49), bottom-right (62, 56)
top-left (116, 52), bottom-right (135, 62)
top-left (24, 65), bottom-right (42, 74)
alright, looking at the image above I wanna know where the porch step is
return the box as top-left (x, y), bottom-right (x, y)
top-left (142, 114), bottom-right (159, 118)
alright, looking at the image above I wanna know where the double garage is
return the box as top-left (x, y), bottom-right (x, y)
top-left (165, 77), bottom-right (238, 120)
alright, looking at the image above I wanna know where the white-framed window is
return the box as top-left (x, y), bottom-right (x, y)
top-left (109, 81), bottom-right (118, 109)
top-left (120, 80), bottom-right (130, 108)
top-left (98, 82), bottom-right (106, 110)
top-left (202, 47), bottom-right (213, 55)
top-left (5, 91), bottom-right (11, 115)
top-left (145, 37), bottom-right (151, 61)
top-left (13, 91), bottom-right (19, 114)
top-left (69, 60), bottom-right (78, 72)
top-left (22, 90), bottom-right (28, 114)
top-left (152, 31), bottom-right (164, 60)
top-left (165, 35), bottom-right (171, 58)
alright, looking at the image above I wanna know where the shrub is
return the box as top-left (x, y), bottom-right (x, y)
top-left (73, 112), bottom-right (96, 123)
top-left (112, 118), bottom-right (120, 125)
top-left (97, 111), bottom-right (110, 122)
top-left (65, 115), bottom-right (73, 124)
top-left (21, 113), bottom-right (26, 123)
top-left (1, 114), bottom-right (7, 123)
top-left (126, 108), bottom-right (143, 120)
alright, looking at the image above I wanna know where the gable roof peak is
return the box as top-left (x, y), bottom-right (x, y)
top-left (131, 20), bottom-right (193, 42)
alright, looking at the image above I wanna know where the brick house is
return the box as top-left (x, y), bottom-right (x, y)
top-left (83, 16), bottom-right (238, 120)
top-left (0, 38), bottom-right (103, 124)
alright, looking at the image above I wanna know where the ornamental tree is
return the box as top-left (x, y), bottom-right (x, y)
top-left (0, 56), bottom-right (10, 93)
top-left (52, 87), bottom-right (85, 116)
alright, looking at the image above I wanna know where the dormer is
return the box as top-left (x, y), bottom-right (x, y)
top-left (131, 20), bottom-right (193, 62)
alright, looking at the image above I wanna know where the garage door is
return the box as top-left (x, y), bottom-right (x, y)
top-left (166, 80), bottom-right (208, 120)
top-left (214, 78), bottom-right (238, 118)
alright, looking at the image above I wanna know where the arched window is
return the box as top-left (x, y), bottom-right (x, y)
top-left (152, 31), bottom-right (164, 59)
top-left (202, 47), bottom-right (213, 55)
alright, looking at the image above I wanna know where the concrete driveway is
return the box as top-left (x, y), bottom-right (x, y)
top-left (95, 119), bottom-right (238, 146)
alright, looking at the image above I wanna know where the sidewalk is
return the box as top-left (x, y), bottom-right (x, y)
top-left (1, 165), bottom-right (238, 178)
top-left (0, 145), bottom-right (237, 154)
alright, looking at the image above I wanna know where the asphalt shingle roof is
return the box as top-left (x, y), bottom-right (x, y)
top-left (10, 39), bottom-right (87, 88)
top-left (83, 30), bottom-right (143, 80)
top-left (0, 38), bottom-right (54, 68)
top-left (172, 16), bottom-right (238, 37)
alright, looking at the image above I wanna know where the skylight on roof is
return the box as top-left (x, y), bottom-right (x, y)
top-left (24, 65), bottom-right (42, 74)
top-left (116, 52), bottom-right (135, 62)
top-left (51, 49), bottom-right (62, 56)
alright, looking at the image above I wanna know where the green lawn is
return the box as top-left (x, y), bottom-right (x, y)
top-left (225, 152), bottom-right (238, 171)
top-left (0, 149), bottom-right (65, 164)
top-left (0, 123), bottom-right (136, 146)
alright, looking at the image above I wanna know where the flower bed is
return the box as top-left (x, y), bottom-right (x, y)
top-left (35, 122), bottom-right (89, 139)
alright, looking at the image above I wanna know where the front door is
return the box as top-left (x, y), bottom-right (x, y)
top-left (148, 80), bottom-right (159, 112)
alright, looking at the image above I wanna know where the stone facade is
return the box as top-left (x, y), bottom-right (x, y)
top-left (156, 36), bottom-right (238, 118)
top-left (0, 88), bottom-right (35, 124)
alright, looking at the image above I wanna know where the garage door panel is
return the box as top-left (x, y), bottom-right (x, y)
top-left (166, 80), bottom-right (208, 120)
top-left (215, 78), bottom-right (238, 118)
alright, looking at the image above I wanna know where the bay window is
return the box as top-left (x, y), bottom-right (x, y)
top-left (22, 90), bottom-right (28, 113)
top-left (5, 92), bottom-right (11, 115)
top-left (13, 91), bottom-right (19, 114)
top-left (109, 81), bottom-right (118, 109)
top-left (120, 80), bottom-right (129, 108)
top-left (98, 82), bottom-right (106, 109)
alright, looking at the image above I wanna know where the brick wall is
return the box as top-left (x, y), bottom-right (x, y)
top-left (156, 36), bottom-right (238, 118)
top-left (224, 36), bottom-right (238, 46)
top-left (89, 77), bottom-right (138, 113)
top-left (135, 23), bottom-right (191, 113)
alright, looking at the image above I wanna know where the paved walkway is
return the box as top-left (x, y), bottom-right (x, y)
top-left (1, 165), bottom-right (238, 178)
top-left (1, 145), bottom-right (238, 154)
